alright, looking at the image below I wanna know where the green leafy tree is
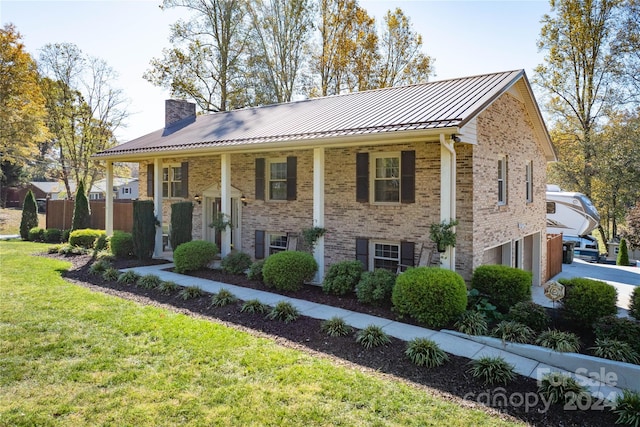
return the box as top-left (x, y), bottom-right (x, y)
top-left (144, 0), bottom-right (251, 112)
top-left (623, 201), bottom-right (640, 250)
top-left (0, 24), bottom-right (49, 188)
top-left (71, 180), bottom-right (90, 231)
top-left (19, 190), bottom-right (38, 240)
top-left (617, 238), bottom-right (629, 266)
top-left (612, 0), bottom-right (640, 102)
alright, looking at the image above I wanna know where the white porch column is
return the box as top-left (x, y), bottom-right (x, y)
top-left (153, 158), bottom-right (164, 258)
top-left (105, 161), bottom-right (114, 236)
top-left (439, 134), bottom-right (457, 270)
top-left (220, 153), bottom-right (232, 257)
top-left (313, 147), bottom-right (325, 282)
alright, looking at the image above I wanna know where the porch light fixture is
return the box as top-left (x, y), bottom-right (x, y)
top-left (194, 194), bottom-right (202, 204)
top-left (240, 194), bottom-right (247, 206)
top-left (451, 134), bottom-right (461, 143)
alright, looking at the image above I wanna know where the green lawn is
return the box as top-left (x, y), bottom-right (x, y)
top-left (0, 241), bottom-right (524, 426)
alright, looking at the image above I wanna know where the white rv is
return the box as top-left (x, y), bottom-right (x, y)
top-left (546, 185), bottom-right (600, 249)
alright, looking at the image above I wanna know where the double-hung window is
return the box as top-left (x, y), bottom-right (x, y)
top-left (163, 165), bottom-right (182, 198)
top-left (525, 161), bottom-right (533, 203)
top-left (498, 156), bottom-right (508, 205)
top-left (372, 241), bottom-right (400, 270)
top-left (372, 153), bottom-right (401, 203)
top-left (268, 233), bottom-right (288, 255)
top-left (268, 159), bottom-right (287, 201)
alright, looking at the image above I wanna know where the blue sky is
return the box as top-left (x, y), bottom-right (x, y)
top-left (2, 0), bottom-right (550, 143)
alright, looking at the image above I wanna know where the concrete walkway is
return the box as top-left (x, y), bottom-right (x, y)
top-left (0, 234), bottom-right (20, 240)
top-left (124, 263), bottom-right (639, 400)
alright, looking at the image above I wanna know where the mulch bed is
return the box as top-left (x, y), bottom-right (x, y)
top-left (52, 253), bottom-right (618, 427)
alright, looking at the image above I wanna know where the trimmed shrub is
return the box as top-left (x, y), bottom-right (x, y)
top-left (43, 228), bottom-right (62, 243)
top-left (322, 260), bottom-right (363, 295)
top-left (559, 277), bottom-right (617, 326)
top-left (468, 356), bottom-right (516, 385)
top-left (262, 251), bottom-right (317, 292)
top-left (355, 268), bottom-right (396, 306)
top-left (508, 301), bottom-right (551, 332)
top-left (630, 287), bottom-right (640, 321)
top-left (356, 325), bottom-right (391, 349)
top-left (405, 338), bottom-right (448, 368)
top-left (266, 301), bottom-right (300, 323)
top-left (491, 320), bottom-right (535, 344)
top-left (170, 201), bottom-right (193, 251)
top-left (247, 260), bottom-right (265, 281)
top-left (28, 227), bottom-right (44, 242)
top-left (471, 265), bottom-right (532, 313)
top-left (535, 329), bottom-right (581, 353)
top-left (71, 180), bottom-right (90, 231)
top-left (617, 238), bottom-right (630, 266)
top-left (221, 251), bottom-right (252, 275)
top-left (93, 233), bottom-right (108, 251)
top-left (589, 339), bottom-right (640, 364)
top-left (109, 231), bottom-right (134, 259)
top-left (454, 311), bottom-right (488, 336)
top-left (61, 229), bottom-right (70, 243)
top-left (392, 267), bottom-right (467, 328)
top-left (173, 240), bottom-right (218, 274)
top-left (593, 315), bottom-right (640, 354)
top-left (94, 250), bottom-right (115, 262)
top-left (132, 200), bottom-right (156, 260)
top-left (321, 317), bottom-right (353, 337)
top-left (538, 373), bottom-right (587, 405)
top-left (69, 229), bottom-right (106, 249)
top-left (19, 190), bottom-right (38, 240)
top-left (614, 390), bottom-right (640, 427)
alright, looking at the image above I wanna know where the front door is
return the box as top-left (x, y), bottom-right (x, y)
top-left (204, 195), bottom-right (240, 251)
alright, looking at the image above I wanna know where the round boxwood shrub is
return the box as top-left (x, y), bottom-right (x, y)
top-left (43, 228), bottom-right (62, 243)
top-left (392, 267), bottom-right (467, 328)
top-left (629, 287), bottom-right (640, 321)
top-left (221, 251), bottom-right (253, 275)
top-left (356, 268), bottom-right (396, 306)
top-left (173, 240), bottom-right (218, 273)
top-left (508, 301), bottom-right (551, 332)
top-left (262, 251), bottom-right (317, 292)
top-left (109, 231), bottom-right (134, 259)
top-left (28, 227), bottom-right (44, 242)
top-left (471, 265), bottom-right (532, 313)
top-left (69, 229), bottom-right (106, 249)
top-left (322, 260), bottom-right (363, 295)
top-left (593, 315), bottom-right (640, 354)
top-left (558, 277), bottom-right (617, 326)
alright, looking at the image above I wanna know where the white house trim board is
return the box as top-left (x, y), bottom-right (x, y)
top-left (154, 158), bottom-right (164, 258)
top-left (105, 161), bottom-right (114, 236)
top-left (313, 147), bottom-right (325, 282)
top-left (220, 153), bottom-right (232, 257)
top-left (439, 134), bottom-right (456, 270)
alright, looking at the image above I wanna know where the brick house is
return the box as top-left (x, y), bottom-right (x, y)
top-left (94, 70), bottom-right (556, 285)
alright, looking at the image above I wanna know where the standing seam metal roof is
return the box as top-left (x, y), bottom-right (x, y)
top-left (96, 70), bottom-right (526, 157)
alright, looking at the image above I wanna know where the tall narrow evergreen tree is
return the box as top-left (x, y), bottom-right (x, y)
top-left (617, 238), bottom-right (630, 266)
top-left (71, 180), bottom-right (90, 230)
top-left (132, 200), bottom-right (156, 260)
top-left (19, 190), bottom-right (38, 240)
top-left (170, 201), bottom-right (193, 250)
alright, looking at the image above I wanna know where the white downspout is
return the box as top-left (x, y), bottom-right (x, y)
top-left (105, 161), bottom-right (113, 236)
top-left (439, 134), bottom-right (457, 270)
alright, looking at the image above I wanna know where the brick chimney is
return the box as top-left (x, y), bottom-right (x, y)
top-left (165, 99), bottom-right (196, 128)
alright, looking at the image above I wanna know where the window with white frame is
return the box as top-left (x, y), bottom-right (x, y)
top-left (525, 161), bottom-right (533, 203)
top-left (268, 233), bottom-right (288, 255)
top-left (498, 156), bottom-right (508, 205)
top-left (162, 164), bottom-right (182, 198)
top-left (268, 159), bottom-right (287, 201)
top-left (372, 153), bottom-right (400, 203)
top-left (122, 187), bottom-right (131, 195)
top-left (372, 241), bottom-right (400, 270)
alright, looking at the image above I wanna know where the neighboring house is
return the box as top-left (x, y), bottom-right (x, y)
top-left (94, 70), bottom-right (557, 285)
top-left (89, 177), bottom-right (139, 200)
top-left (29, 181), bottom-right (76, 200)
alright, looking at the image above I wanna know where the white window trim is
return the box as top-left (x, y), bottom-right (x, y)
top-left (370, 240), bottom-right (400, 271)
top-left (266, 158), bottom-right (287, 202)
top-left (525, 161), bottom-right (533, 203)
top-left (122, 187), bottom-right (131, 195)
top-left (498, 155), bottom-right (508, 206)
top-left (162, 163), bottom-right (183, 199)
top-left (370, 152), bottom-right (401, 204)
top-left (267, 232), bottom-right (287, 255)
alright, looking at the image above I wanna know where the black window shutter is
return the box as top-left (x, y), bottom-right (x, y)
top-left (401, 150), bottom-right (415, 204)
top-left (355, 237), bottom-right (369, 270)
top-left (356, 152), bottom-right (369, 203)
top-left (255, 158), bottom-right (265, 201)
top-left (400, 241), bottom-right (415, 267)
top-left (255, 230), bottom-right (265, 259)
top-left (181, 161), bottom-right (189, 198)
top-left (286, 156), bottom-right (297, 201)
top-left (147, 164), bottom-right (154, 197)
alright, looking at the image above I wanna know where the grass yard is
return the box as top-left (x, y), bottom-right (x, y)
top-left (0, 241), bottom-right (523, 426)
top-left (0, 207), bottom-right (45, 235)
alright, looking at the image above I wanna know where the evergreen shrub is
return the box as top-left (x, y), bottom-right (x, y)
top-left (71, 181), bottom-right (90, 231)
top-left (630, 287), bottom-right (640, 321)
top-left (593, 315), bottom-right (640, 354)
top-left (221, 251), bottom-right (252, 275)
top-left (43, 228), bottom-right (62, 243)
top-left (617, 238), bottom-right (630, 266)
top-left (132, 200), bottom-right (156, 260)
top-left (19, 190), bottom-right (38, 240)
top-left (28, 227), bottom-right (44, 242)
top-left (392, 267), bottom-right (467, 328)
top-left (471, 265), bottom-right (532, 313)
top-left (508, 301), bottom-right (551, 331)
top-left (355, 268), bottom-right (396, 305)
top-left (173, 240), bottom-right (218, 273)
top-left (262, 251), bottom-right (317, 291)
top-left (69, 229), bottom-right (106, 249)
top-left (322, 260), bottom-right (363, 295)
top-left (558, 277), bottom-right (617, 326)
top-left (170, 201), bottom-right (193, 250)
top-left (109, 231), bottom-right (134, 258)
